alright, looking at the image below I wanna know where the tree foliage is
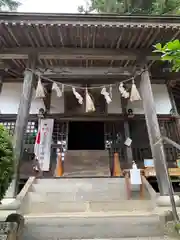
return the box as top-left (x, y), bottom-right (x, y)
top-left (0, 0), bottom-right (21, 11)
top-left (154, 40), bottom-right (180, 72)
top-left (78, 0), bottom-right (180, 14)
top-left (0, 124), bottom-right (14, 202)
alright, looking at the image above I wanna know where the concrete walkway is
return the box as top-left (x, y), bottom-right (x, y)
top-left (23, 216), bottom-right (166, 240)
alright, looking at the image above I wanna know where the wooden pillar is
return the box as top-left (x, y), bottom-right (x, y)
top-left (0, 78), bottom-right (2, 92)
top-left (167, 84), bottom-right (178, 115)
top-left (121, 97), bottom-right (133, 165)
top-left (43, 83), bottom-right (52, 113)
top-left (167, 84), bottom-right (180, 141)
top-left (140, 69), bottom-right (169, 196)
top-left (124, 121), bottom-right (133, 165)
top-left (12, 56), bottom-right (36, 197)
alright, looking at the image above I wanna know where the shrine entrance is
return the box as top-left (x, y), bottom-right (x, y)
top-left (68, 121), bottom-right (105, 150)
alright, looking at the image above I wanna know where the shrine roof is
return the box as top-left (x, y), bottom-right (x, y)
top-left (0, 12), bottom-right (180, 82)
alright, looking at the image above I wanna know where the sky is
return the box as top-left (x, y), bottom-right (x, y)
top-left (18, 0), bottom-right (86, 13)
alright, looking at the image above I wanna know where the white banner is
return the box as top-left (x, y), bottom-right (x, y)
top-left (37, 119), bottom-right (54, 171)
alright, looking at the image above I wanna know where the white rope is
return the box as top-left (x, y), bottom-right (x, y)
top-left (24, 67), bottom-right (146, 90)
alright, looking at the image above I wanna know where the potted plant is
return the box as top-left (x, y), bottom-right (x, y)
top-left (0, 124), bottom-right (14, 203)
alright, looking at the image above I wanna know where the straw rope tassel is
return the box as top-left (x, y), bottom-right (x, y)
top-left (85, 88), bottom-right (95, 112)
top-left (35, 75), bottom-right (45, 98)
top-left (130, 79), bottom-right (141, 101)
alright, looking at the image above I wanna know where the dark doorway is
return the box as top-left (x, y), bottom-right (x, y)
top-left (68, 121), bottom-right (105, 150)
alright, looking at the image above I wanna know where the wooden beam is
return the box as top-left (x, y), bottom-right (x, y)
top-left (37, 67), bottom-right (134, 78)
top-left (0, 47), bottom-right (160, 61)
top-left (12, 54), bottom-right (37, 197)
top-left (0, 76), bottom-right (175, 84)
top-left (140, 69), bottom-right (169, 196)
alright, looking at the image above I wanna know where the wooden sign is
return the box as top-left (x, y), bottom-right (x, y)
top-left (145, 167), bottom-right (180, 177)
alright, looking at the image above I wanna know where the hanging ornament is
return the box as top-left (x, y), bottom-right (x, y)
top-left (35, 75), bottom-right (45, 98)
top-left (119, 82), bottom-right (129, 99)
top-left (130, 79), bottom-right (141, 102)
top-left (72, 87), bottom-right (83, 104)
top-left (101, 87), bottom-right (112, 104)
top-left (85, 88), bottom-right (95, 112)
top-left (52, 82), bottom-right (62, 97)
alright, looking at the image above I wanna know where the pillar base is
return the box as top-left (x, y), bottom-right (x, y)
top-left (156, 195), bottom-right (180, 207)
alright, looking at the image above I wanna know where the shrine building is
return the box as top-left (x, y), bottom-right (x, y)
top-left (0, 13), bottom-right (180, 195)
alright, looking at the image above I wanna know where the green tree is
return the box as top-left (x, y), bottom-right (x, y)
top-left (78, 0), bottom-right (180, 15)
top-left (0, 0), bottom-right (21, 11)
top-left (0, 124), bottom-right (14, 202)
top-left (154, 40), bottom-right (180, 72)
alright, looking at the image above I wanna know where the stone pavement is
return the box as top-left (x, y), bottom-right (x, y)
top-left (23, 216), bottom-right (167, 240)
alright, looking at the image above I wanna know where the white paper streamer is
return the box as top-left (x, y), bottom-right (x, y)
top-left (52, 82), bottom-right (62, 97)
top-left (72, 87), bottom-right (83, 104)
top-left (119, 83), bottom-right (129, 99)
top-left (130, 80), bottom-right (141, 101)
top-left (35, 76), bottom-right (45, 98)
top-left (101, 87), bottom-right (112, 104)
top-left (85, 88), bottom-right (95, 112)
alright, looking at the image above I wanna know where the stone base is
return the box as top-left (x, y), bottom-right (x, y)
top-left (156, 195), bottom-right (180, 207)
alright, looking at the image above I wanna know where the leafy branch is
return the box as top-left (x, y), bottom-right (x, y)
top-left (154, 40), bottom-right (180, 72)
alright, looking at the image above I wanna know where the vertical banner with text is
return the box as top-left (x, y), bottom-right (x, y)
top-left (34, 119), bottom-right (54, 171)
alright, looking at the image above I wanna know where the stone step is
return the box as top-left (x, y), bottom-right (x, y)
top-left (26, 199), bottom-right (152, 214)
top-left (63, 170), bottom-right (110, 177)
top-left (64, 150), bottom-right (110, 177)
top-left (23, 216), bottom-right (164, 239)
top-left (66, 150), bottom-right (109, 157)
top-left (26, 178), bottom-right (151, 215)
top-left (28, 191), bottom-right (128, 201)
top-left (32, 182), bottom-right (126, 193)
top-left (35, 178), bottom-right (125, 185)
top-left (33, 178), bottom-right (126, 192)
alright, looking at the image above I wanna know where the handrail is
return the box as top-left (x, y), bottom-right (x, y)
top-left (154, 135), bottom-right (180, 222)
top-left (161, 136), bottom-right (180, 151)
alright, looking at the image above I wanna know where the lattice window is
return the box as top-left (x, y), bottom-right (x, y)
top-left (0, 119), bottom-right (68, 148)
top-left (52, 121), bottom-right (67, 148)
top-left (0, 121), bottom-right (15, 136)
top-left (24, 121), bottom-right (38, 144)
top-left (104, 121), bottom-right (125, 149)
top-left (0, 120), bottom-right (38, 144)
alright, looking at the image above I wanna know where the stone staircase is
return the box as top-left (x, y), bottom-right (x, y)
top-left (22, 178), bottom-right (165, 240)
top-left (64, 150), bottom-right (110, 177)
top-left (24, 178), bottom-right (153, 215)
top-left (23, 215), bottom-right (165, 240)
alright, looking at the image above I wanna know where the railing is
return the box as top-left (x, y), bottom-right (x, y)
top-left (153, 136), bottom-right (180, 222)
top-left (132, 146), bottom-right (178, 167)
